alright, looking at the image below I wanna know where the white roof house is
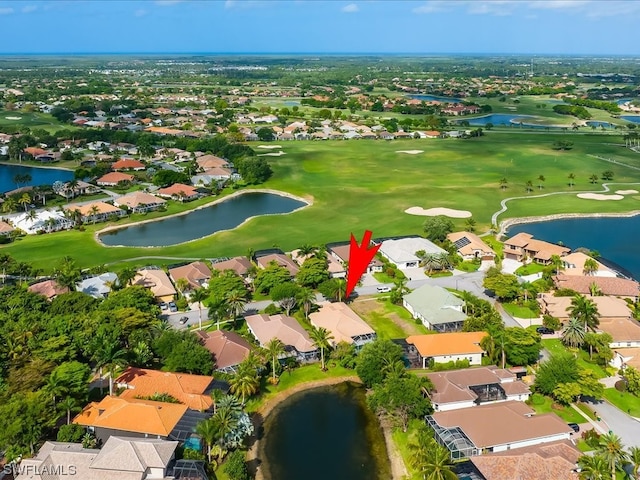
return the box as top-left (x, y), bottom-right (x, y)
top-left (12, 210), bottom-right (72, 234)
top-left (77, 272), bottom-right (118, 299)
top-left (379, 237), bottom-right (446, 269)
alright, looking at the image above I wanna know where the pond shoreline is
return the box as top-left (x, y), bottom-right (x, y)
top-left (0, 160), bottom-right (74, 172)
top-left (94, 188), bottom-right (312, 248)
top-left (248, 375), bottom-right (407, 480)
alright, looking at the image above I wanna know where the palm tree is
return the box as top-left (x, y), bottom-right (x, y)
top-left (537, 174), bottom-right (545, 189)
top-left (309, 326), bottom-right (334, 371)
top-left (45, 369), bottom-right (68, 408)
top-left (562, 317), bottom-right (586, 348)
top-left (568, 172), bottom-right (576, 187)
top-left (91, 336), bottom-right (128, 396)
top-left (1, 197), bottom-right (16, 214)
top-left (131, 341), bottom-right (153, 367)
top-left (89, 204), bottom-right (100, 224)
top-left (329, 278), bottom-right (347, 302)
top-left (577, 454), bottom-right (609, 480)
top-left (53, 256), bottom-right (81, 291)
top-left (195, 417), bottom-right (219, 463)
top-left (550, 254), bottom-right (565, 275)
top-left (175, 277), bottom-right (190, 297)
top-left (212, 404), bottom-right (239, 449)
top-left (296, 244), bottom-right (316, 258)
top-left (583, 258), bottom-right (599, 276)
top-left (58, 396), bottom-right (80, 425)
top-left (597, 432), bottom-right (628, 480)
top-left (225, 289), bottom-right (247, 325)
top-left (628, 446), bottom-right (640, 479)
top-left (118, 266), bottom-right (137, 288)
top-left (464, 217), bottom-right (476, 233)
top-left (191, 287), bottom-right (209, 331)
top-left (297, 287), bottom-right (316, 320)
top-left (408, 427), bottom-right (457, 480)
top-left (229, 361), bottom-right (260, 405)
top-left (19, 192), bottom-right (31, 212)
top-left (568, 294), bottom-right (600, 331)
top-left (265, 338), bottom-right (286, 383)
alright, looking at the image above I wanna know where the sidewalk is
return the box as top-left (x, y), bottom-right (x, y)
top-left (571, 403), bottom-right (609, 435)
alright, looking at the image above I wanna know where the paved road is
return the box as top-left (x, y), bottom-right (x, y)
top-left (161, 299), bottom-right (273, 330)
top-left (582, 398), bottom-right (640, 448)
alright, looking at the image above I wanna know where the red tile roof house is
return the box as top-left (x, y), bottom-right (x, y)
top-left (113, 191), bottom-right (167, 213)
top-left (196, 329), bottom-right (253, 373)
top-left (111, 158), bottom-right (146, 171)
top-left (245, 313), bottom-right (319, 362)
top-left (553, 274), bottom-right (639, 301)
top-left (210, 256), bottom-right (254, 280)
top-left (156, 183), bottom-right (200, 202)
top-left (427, 401), bottom-right (573, 459)
top-left (28, 279), bottom-right (69, 301)
top-left (256, 253), bottom-right (300, 276)
top-left (503, 232), bottom-right (570, 264)
top-left (309, 302), bottom-right (377, 349)
top-left (64, 201), bottom-right (126, 224)
top-left (96, 172), bottom-right (135, 187)
top-left (328, 243), bottom-right (383, 274)
top-left (196, 154), bottom-right (229, 170)
top-left (168, 261), bottom-right (212, 291)
top-left (426, 367), bottom-right (531, 412)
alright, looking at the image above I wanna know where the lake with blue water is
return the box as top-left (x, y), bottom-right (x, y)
top-left (408, 94), bottom-right (462, 103)
top-left (258, 382), bottom-right (390, 480)
top-left (507, 215), bottom-right (640, 279)
top-left (99, 191), bottom-right (307, 247)
top-left (0, 164), bottom-right (73, 193)
top-left (586, 121), bottom-right (614, 129)
top-left (620, 115), bottom-right (640, 124)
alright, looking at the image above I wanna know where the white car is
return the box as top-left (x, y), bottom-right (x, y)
top-left (377, 286), bottom-right (392, 293)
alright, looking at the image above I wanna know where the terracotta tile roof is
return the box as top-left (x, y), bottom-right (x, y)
top-left (97, 172), bottom-right (135, 185)
top-left (560, 252), bottom-right (614, 277)
top-left (256, 253), bottom-right (299, 276)
top-left (407, 331), bottom-right (486, 357)
top-left (196, 329), bottom-right (253, 370)
top-left (211, 257), bottom-right (253, 277)
top-left (114, 191), bottom-right (166, 209)
top-left (169, 261), bottom-right (212, 290)
top-left (447, 231), bottom-right (496, 257)
top-left (431, 401), bottom-right (572, 449)
top-left (309, 302), bottom-right (375, 345)
top-left (156, 183), bottom-right (199, 198)
top-left (73, 396), bottom-right (187, 437)
top-left (554, 274), bottom-right (639, 297)
top-left (0, 220), bottom-right (15, 233)
top-left (246, 313), bottom-right (316, 353)
top-left (24, 147), bottom-right (47, 157)
top-left (470, 440), bottom-right (580, 480)
top-left (504, 232), bottom-right (533, 248)
top-left (196, 154), bottom-right (229, 169)
top-left (115, 367), bottom-right (214, 411)
top-left (613, 347), bottom-right (640, 369)
top-left (112, 159), bottom-right (145, 170)
top-left (538, 293), bottom-right (631, 319)
top-left (133, 268), bottom-right (177, 299)
top-left (28, 279), bottom-right (69, 300)
top-left (598, 317), bottom-right (640, 343)
top-left (65, 201), bottom-right (123, 217)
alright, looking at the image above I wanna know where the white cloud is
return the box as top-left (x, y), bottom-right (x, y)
top-left (0, 7), bottom-right (14, 15)
top-left (21, 5), bottom-right (37, 13)
top-left (134, 8), bottom-right (148, 17)
top-left (155, 0), bottom-right (183, 5)
top-left (526, 0), bottom-right (589, 10)
top-left (467, 1), bottom-right (516, 16)
top-left (342, 3), bottom-right (359, 13)
top-left (224, 0), bottom-right (266, 9)
top-left (412, 1), bottom-right (450, 14)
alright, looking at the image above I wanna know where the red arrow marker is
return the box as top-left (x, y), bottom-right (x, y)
top-left (345, 230), bottom-right (381, 299)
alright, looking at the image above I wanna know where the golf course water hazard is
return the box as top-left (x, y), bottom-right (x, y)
top-left (259, 382), bottom-right (391, 480)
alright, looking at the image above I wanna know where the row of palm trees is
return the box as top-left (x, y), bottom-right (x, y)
top-left (578, 432), bottom-right (640, 480)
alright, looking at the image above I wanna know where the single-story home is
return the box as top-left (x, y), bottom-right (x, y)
top-left (309, 302), bottom-right (377, 348)
top-left (245, 313), bottom-right (318, 362)
top-left (598, 317), bottom-right (640, 349)
top-left (538, 293), bottom-right (631, 321)
top-left (96, 172), bottom-right (135, 187)
top-left (156, 183), bottom-right (200, 201)
top-left (447, 231), bottom-right (496, 261)
top-left (76, 272), bottom-right (118, 299)
top-left (211, 257), bottom-right (254, 280)
top-left (378, 237), bottom-right (446, 269)
top-left (114, 191), bottom-right (166, 213)
top-left (560, 252), bottom-right (616, 277)
top-left (426, 367), bottom-right (531, 412)
top-left (503, 232), bottom-right (570, 264)
top-left (427, 401), bottom-right (573, 459)
top-left (403, 284), bottom-right (467, 332)
top-left (256, 253), bottom-right (300, 276)
top-left (12, 209), bottom-right (72, 234)
top-left (406, 331), bottom-right (486, 367)
top-left (133, 268), bottom-right (177, 303)
top-left (111, 158), bottom-right (146, 171)
top-left (196, 329), bottom-right (253, 373)
top-left (168, 261), bottom-right (212, 290)
top-left (65, 201), bottom-right (126, 223)
top-left (328, 243), bottom-right (383, 274)
top-left (196, 154), bottom-right (229, 170)
top-left (553, 274), bottom-right (639, 300)
top-left (0, 220), bottom-right (14, 236)
top-left (28, 279), bottom-right (69, 301)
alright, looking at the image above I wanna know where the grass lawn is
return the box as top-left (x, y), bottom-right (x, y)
top-left (528, 395), bottom-right (585, 423)
top-left (502, 302), bottom-right (538, 318)
top-left (576, 439), bottom-right (594, 452)
top-left (0, 109), bottom-right (73, 133)
top-left (456, 261), bottom-right (480, 273)
top-left (351, 298), bottom-right (429, 339)
top-left (603, 388), bottom-right (640, 417)
top-left (515, 262), bottom-right (546, 276)
top-left (4, 133), bottom-right (640, 270)
top-left (542, 339), bottom-right (609, 379)
top-left (576, 401), bottom-right (597, 421)
top-left (373, 271), bottom-right (398, 284)
top-left (392, 419), bottom-right (424, 480)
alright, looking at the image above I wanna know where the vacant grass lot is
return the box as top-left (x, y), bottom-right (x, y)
top-left (3, 132), bottom-right (640, 270)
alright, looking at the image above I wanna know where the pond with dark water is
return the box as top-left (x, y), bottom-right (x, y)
top-left (99, 191), bottom-right (307, 247)
top-left (258, 382), bottom-right (391, 480)
top-left (0, 164), bottom-right (73, 193)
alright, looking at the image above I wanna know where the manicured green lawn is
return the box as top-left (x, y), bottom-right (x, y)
top-left (603, 388), bottom-right (640, 417)
top-left (4, 133), bottom-right (640, 270)
top-left (363, 310), bottom-right (407, 340)
top-left (515, 262), bottom-right (546, 276)
top-left (373, 271), bottom-right (397, 284)
top-left (456, 261), bottom-right (480, 273)
top-left (502, 302), bottom-right (538, 319)
top-left (0, 109), bottom-right (72, 133)
top-left (576, 401), bottom-right (597, 421)
top-left (528, 395), bottom-right (585, 423)
top-left (392, 419), bottom-right (424, 480)
top-left (541, 339), bottom-right (609, 379)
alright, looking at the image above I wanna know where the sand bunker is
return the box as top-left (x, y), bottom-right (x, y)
top-left (5, 116), bottom-right (22, 120)
top-left (396, 150), bottom-right (424, 155)
top-left (257, 145), bottom-right (282, 149)
top-left (405, 206), bottom-right (472, 218)
top-left (577, 193), bottom-right (624, 201)
top-left (257, 151), bottom-right (286, 157)
top-left (616, 190), bottom-right (639, 195)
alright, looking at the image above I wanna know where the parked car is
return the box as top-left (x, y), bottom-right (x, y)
top-left (377, 286), bottom-right (392, 293)
top-left (568, 423), bottom-right (580, 433)
top-left (159, 302), bottom-right (168, 310)
top-left (536, 326), bottom-right (554, 335)
top-left (178, 316), bottom-right (189, 325)
top-left (169, 302), bottom-right (178, 312)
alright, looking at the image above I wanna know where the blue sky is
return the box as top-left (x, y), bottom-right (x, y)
top-left (1, 0), bottom-right (639, 55)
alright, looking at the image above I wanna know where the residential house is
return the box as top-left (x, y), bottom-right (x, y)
top-left (403, 284), bottom-right (467, 331)
top-left (115, 367), bottom-right (216, 412)
top-left (15, 436), bottom-right (181, 480)
top-left (427, 401), bottom-right (573, 459)
top-left (447, 231), bottom-right (496, 261)
top-left (196, 329), bottom-right (253, 373)
top-left (168, 261), bottom-right (212, 290)
top-left (245, 313), bottom-right (318, 362)
top-left (309, 302), bottom-right (377, 348)
top-left (60, 180), bottom-right (100, 197)
top-left (0, 220), bottom-right (14, 236)
top-left (191, 167), bottom-right (233, 185)
top-left (73, 396), bottom-right (207, 444)
top-left (599, 317), bottom-right (640, 349)
top-left (538, 293), bottom-right (631, 321)
top-left (65, 201), bottom-right (126, 223)
top-left (13, 209), bottom-right (72, 234)
top-left (553, 274), bottom-right (639, 300)
top-left (406, 331), bottom-right (486, 367)
top-left (503, 233), bottom-right (570, 264)
top-left (156, 183), bottom-right (200, 202)
top-left (328, 243), bottom-right (383, 274)
top-left (28, 279), bottom-right (69, 301)
top-left (611, 347), bottom-right (640, 370)
top-left (77, 272), bottom-right (118, 298)
top-left (96, 172), bottom-right (135, 187)
top-left (468, 440), bottom-right (580, 480)
top-left (379, 237), bottom-right (447, 269)
top-left (111, 159), bottom-right (146, 171)
top-left (210, 256), bottom-right (254, 280)
top-left (256, 253), bottom-right (300, 276)
top-left (114, 191), bottom-right (167, 213)
top-left (133, 268), bottom-right (177, 303)
top-left (560, 252), bottom-right (616, 277)
top-left (426, 367), bottom-right (531, 412)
